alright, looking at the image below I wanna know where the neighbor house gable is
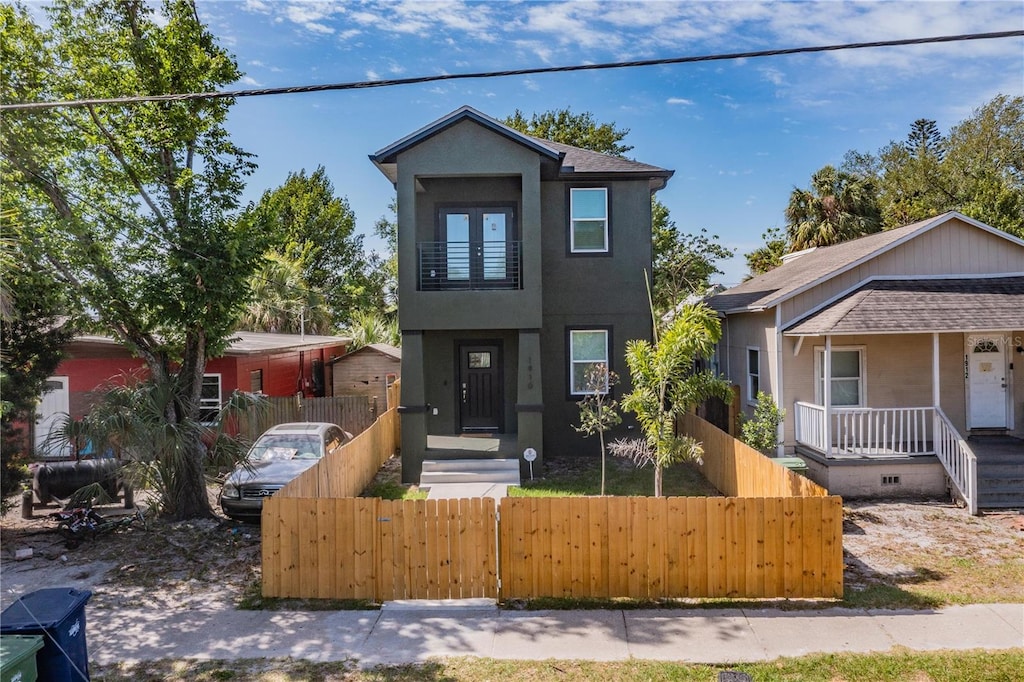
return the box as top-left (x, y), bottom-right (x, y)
top-left (709, 212), bottom-right (1024, 323)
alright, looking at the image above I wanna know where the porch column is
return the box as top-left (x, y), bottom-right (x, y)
top-left (932, 332), bottom-right (940, 408)
top-left (399, 330), bottom-right (428, 484)
top-left (516, 329), bottom-right (544, 475)
top-left (824, 334), bottom-right (832, 457)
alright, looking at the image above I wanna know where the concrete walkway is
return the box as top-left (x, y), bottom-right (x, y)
top-left (85, 602), bottom-right (1024, 668)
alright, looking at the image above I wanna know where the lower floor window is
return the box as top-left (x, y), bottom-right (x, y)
top-left (569, 328), bottom-right (610, 395)
top-left (199, 374), bottom-right (222, 423)
top-left (815, 347), bottom-right (865, 407)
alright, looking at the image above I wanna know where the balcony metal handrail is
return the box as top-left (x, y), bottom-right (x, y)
top-left (417, 240), bottom-right (522, 291)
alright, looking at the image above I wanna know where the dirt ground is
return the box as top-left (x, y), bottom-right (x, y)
top-left (1, 471), bottom-right (1022, 613)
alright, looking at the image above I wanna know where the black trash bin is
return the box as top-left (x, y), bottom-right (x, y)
top-left (0, 588), bottom-right (92, 681)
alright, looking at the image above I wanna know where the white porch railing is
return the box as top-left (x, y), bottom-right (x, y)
top-left (794, 402), bottom-right (934, 456)
top-left (933, 407), bottom-right (978, 515)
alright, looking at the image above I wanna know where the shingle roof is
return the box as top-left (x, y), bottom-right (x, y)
top-left (370, 105), bottom-right (672, 188)
top-left (784, 276), bottom-right (1024, 335)
top-left (708, 215), bottom-right (944, 313)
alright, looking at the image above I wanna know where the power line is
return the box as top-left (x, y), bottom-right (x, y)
top-left (2, 30), bottom-right (1021, 112)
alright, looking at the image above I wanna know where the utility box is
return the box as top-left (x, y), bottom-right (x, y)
top-left (0, 635), bottom-right (44, 682)
top-left (0, 588), bottom-right (92, 681)
top-left (775, 456), bottom-right (809, 475)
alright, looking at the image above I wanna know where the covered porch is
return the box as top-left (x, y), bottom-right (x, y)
top-left (783, 277), bottom-right (1024, 513)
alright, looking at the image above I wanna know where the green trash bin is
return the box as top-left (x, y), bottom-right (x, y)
top-left (0, 635), bottom-right (44, 682)
top-left (775, 456), bottom-right (808, 475)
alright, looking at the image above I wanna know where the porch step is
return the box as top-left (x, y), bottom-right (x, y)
top-left (420, 459), bottom-right (521, 486)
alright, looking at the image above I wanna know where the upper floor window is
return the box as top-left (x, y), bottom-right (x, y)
top-left (570, 187), bottom-right (609, 253)
top-left (569, 328), bottom-right (610, 395)
top-left (420, 205), bottom-right (520, 290)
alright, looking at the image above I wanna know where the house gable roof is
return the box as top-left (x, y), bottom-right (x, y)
top-left (783, 276), bottom-right (1024, 335)
top-left (708, 212), bottom-right (1024, 314)
top-left (332, 343), bottom-right (402, 362)
top-left (369, 105), bottom-right (673, 189)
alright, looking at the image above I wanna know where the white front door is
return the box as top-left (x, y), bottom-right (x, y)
top-left (35, 376), bottom-right (71, 458)
top-left (967, 336), bottom-right (1007, 429)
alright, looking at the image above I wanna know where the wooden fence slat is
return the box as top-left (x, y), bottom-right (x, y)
top-left (706, 497), bottom-right (727, 597)
top-left (608, 498), bottom-right (629, 598)
top-left (588, 497), bottom-right (607, 598)
top-left (261, 498), bottom-right (282, 597)
top-left (783, 496), bottom-right (803, 598)
top-left (378, 499), bottom-right (396, 601)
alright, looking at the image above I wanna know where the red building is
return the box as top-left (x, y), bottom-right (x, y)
top-left (35, 331), bottom-right (349, 455)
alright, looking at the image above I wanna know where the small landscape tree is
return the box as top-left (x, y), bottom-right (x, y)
top-left (574, 364), bottom-right (621, 496)
top-left (740, 391), bottom-right (786, 456)
top-left (614, 302), bottom-right (732, 497)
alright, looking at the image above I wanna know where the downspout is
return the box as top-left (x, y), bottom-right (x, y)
top-left (775, 306), bottom-right (785, 456)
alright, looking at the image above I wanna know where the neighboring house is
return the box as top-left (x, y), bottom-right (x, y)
top-left (369, 105), bottom-right (673, 482)
top-left (35, 331), bottom-right (349, 456)
top-left (708, 211), bottom-right (1024, 509)
top-left (330, 343), bottom-right (401, 411)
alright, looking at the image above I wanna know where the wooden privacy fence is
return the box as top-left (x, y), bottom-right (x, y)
top-left (680, 412), bottom-right (829, 498)
top-left (239, 395), bottom-right (381, 441)
top-left (262, 408), bottom-right (843, 602)
top-left (275, 408), bottom-right (399, 499)
top-left (500, 495), bottom-right (842, 600)
top-left (263, 497), bottom-right (498, 600)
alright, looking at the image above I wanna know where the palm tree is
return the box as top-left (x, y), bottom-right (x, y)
top-left (343, 308), bottom-right (399, 350)
top-left (238, 254), bottom-right (332, 335)
top-left (785, 165), bottom-right (882, 250)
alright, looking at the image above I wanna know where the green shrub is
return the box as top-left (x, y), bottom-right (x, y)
top-left (740, 391), bottom-right (785, 455)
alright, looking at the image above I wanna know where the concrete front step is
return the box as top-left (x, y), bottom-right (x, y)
top-left (420, 471), bottom-right (521, 485)
top-left (422, 458), bottom-right (520, 473)
top-left (420, 458), bottom-right (522, 487)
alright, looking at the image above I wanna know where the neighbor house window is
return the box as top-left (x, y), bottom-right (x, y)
top-left (747, 347), bottom-right (760, 405)
top-left (815, 347), bottom-right (865, 407)
top-left (569, 187), bottom-right (609, 253)
top-left (199, 374), bottom-right (222, 423)
top-left (250, 369), bottom-right (263, 394)
top-left (569, 329), bottom-right (610, 395)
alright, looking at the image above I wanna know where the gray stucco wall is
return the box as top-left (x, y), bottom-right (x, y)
top-left (395, 121), bottom-right (543, 331)
top-left (419, 329), bottom-right (519, 435)
top-left (539, 180), bottom-right (654, 457)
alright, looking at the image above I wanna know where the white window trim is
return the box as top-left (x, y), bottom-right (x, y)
top-left (569, 187), bottom-right (609, 253)
top-left (814, 345), bottom-right (867, 408)
top-left (746, 346), bottom-right (760, 406)
top-left (199, 373), bottom-right (223, 424)
top-left (569, 329), bottom-right (610, 395)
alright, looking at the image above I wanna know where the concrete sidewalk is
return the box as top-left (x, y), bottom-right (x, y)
top-left (86, 602), bottom-right (1024, 668)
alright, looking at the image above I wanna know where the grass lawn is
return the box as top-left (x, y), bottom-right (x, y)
top-left (92, 649), bottom-right (1024, 681)
top-left (510, 455), bottom-right (719, 498)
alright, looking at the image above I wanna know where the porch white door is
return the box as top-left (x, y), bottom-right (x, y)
top-left (968, 336), bottom-right (1007, 429)
top-left (35, 376), bottom-right (71, 457)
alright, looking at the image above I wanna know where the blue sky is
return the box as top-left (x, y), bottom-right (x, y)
top-left (190, 0), bottom-right (1022, 286)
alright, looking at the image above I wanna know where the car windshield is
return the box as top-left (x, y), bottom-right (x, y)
top-left (248, 434), bottom-right (322, 462)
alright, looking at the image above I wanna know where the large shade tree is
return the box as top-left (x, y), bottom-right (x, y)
top-left (242, 166), bottom-right (384, 326)
top-left (2, 0), bottom-right (268, 519)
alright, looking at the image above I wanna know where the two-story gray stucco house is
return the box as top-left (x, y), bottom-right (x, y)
top-left (369, 106), bottom-right (673, 482)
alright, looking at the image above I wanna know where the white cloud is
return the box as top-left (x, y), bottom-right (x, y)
top-left (239, 76), bottom-right (261, 86)
top-left (366, 69), bottom-right (381, 81)
top-left (667, 97), bottom-right (694, 106)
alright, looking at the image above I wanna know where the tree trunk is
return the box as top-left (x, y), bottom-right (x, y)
top-left (170, 431), bottom-right (213, 521)
top-left (654, 465), bottom-right (663, 498)
top-left (599, 431), bottom-right (606, 496)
